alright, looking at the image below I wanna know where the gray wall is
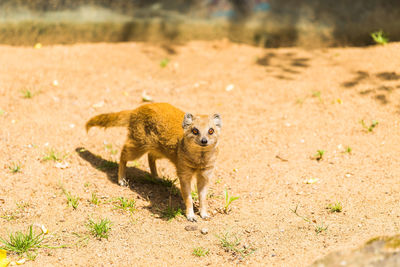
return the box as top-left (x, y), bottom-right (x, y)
top-left (0, 0), bottom-right (399, 47)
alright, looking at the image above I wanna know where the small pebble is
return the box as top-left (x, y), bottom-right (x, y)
top-left (201, 228), bottom-right (209, 235)
top-left (225, 84), bottom-right (234, 92)
top-left (271, 253), bottom-right (276, 257)
top-left (184, 225), bottom-right (198, 231)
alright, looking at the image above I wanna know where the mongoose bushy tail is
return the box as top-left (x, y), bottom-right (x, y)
top-left (86, 110), bottom-right (132, 132)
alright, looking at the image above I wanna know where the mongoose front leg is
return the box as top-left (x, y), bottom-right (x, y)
top-left (197, 169), bottom-right (213, 219)
top-left (178, 168), bottom-right (196, 221)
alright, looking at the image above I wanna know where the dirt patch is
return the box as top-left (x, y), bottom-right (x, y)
top-left (1, 41), bottom-right (400, 266)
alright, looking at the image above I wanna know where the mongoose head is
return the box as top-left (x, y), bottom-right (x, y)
top-left (182, 113), bottom-right (222, 148)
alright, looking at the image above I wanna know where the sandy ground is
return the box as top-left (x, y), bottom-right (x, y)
top-left (1, 40), bottom-right (400, 266)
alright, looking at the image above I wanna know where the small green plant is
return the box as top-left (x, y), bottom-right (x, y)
top-left (0, 211), bottom-right (18, 221)
top-left (97, 160), bottom-right (118, 171)
top-left (104, 143), bottom-right (118, 155)
top-left (142, 175), bottom-right (179, 196)
top-left (361, 120), bottom-right (379, 132)
top-left (371, 30), bottom-right (389, 45)
top-left (21, 89), bottom-right (33, 99)
top-left (90, 192), bottom-right (99, 205)
top-left (113, 197), bottom-right (135, 213)
top-left (127, 160), bottom-right (140, 168)
top-left (192, 247), bottom-right (209, 257)
top-left (0, 225), bottom-right (44, 255)
top-left (87, 218), bottom-right (112, 239)
top-left (217, 232), bottom-right (255, 258)
top-left (223, 189), bottom-right (239, 213)
top-left (160, 58), bottom-right (170, 68)
top-left (0, 109), bottom-right (5, 115)
top-left (42, 149), bottom-right (65, 162)
top-left (344, 146), bottom-right (352, 154)
top-left (314, 150), bottom-right (325, 161)
top-left (314, 222), bottom-right (329, 234)
top-left (327, 202), bottom-right (342, 213)
top-left (161, 205), bottom-right (182, 221)
top-left (291, 204), bottom-right (328, 235)
top-left (9, 162), bottom-right (21, 173)
top-left (191, 191), bottom-right (198, 203)
top-left (16, 201), bottom-right (30, 211)
top-left (64, 191), bottom-right (79, 209)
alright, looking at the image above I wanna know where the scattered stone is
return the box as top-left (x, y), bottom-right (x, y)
top-left (225, 84), bottom-right (234, 92)
top-left (201, 228), bottom-right (209, 235)
top-left (184, 225), bottom-right (198, 231)
top-left (271, 253), bottom-right (276, 257)
top-left (92, 101), bottom-right (105, 108)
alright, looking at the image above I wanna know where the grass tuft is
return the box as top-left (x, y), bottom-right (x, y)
top-left (361, 120), bottom-right (379, 132)
top-left (90, 192), bottom-right (99, 205)
top-left (217, 232), bottom-right (255, 258)
top-left (327, 202), bottom-right (342, 213)
top-left (113, 197), bottom-right (136, 213)
top-left (0, 225), bottom-right (44, 255)
top-left (291, 204), bottom-right (328, 235)
top-left (21, 89), bottom-right (33, 99)
top-left (42, 149), bottom-right (66, 162)
top-left (160, 58), bottom-right (170, 68)
top-left (9, 162), bottom-right (21, 173)
top-left (192, 247), bottom-right (209, 257)
top-left (161, 206), bottom-right (182, 221)
top-left (223, 188), bottom-right (239, 214)
top-left (371, 30), bottom-right (389, 45)
top-left (87, 218), bottom-right (112, 239)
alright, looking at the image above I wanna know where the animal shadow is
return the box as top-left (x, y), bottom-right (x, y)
top-left (256, 52), bottom-right (311, 80)
top-left (75, 147), bottom-right (183, 221)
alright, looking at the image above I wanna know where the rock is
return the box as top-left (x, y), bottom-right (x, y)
top-left (201, 228), bottom-right (209, 235)
top-left (310, 235), bottom-right (400, 267)
top-left (184, 225), bottom-right (198, 231)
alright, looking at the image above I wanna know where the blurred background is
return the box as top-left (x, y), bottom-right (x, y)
top-left (0, 0), bottom-right (400, 47)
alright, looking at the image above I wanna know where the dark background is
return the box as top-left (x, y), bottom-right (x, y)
top-left (1, 0), bottom-right (399, 47)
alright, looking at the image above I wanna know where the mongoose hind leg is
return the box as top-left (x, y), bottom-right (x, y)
top-left (118, 143), bottom-right (145, 187)
top-left (148, 153), bottom-right (160, 178)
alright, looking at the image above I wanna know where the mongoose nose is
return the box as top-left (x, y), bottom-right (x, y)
top-left (201, 138), bottom-right (208, 144)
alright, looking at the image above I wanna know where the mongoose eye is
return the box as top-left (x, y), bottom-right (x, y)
top-left (208, 128), bottom-right (214, 135)
top-left (192, 128), bottom-right (199, 135)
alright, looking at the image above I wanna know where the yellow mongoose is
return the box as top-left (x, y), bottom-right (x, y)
top-left (86, 103), bottom-right (222, 221)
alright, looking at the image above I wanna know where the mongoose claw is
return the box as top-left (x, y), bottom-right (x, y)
top-left (186, 215), bottom-right (198, 222)
top-left (200, 213), bottom-right (210, 220)
top-left (118, 178), bottom-right (128, 187)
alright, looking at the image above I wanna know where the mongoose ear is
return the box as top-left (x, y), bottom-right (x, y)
top-left (213, 113), bottom-right (222, 128)
top-left (182, 113), bottom-right (193, 129)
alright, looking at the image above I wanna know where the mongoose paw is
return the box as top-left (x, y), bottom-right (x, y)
top-left (186, 214), bottom-right (198, 222)
top-left (118, 178), bottom-right (128, 187)
top-left (200, 213), bottom-right (210, 220)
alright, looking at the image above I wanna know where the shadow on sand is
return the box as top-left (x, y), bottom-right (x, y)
top-left (75, 147), bottom-right (185, 221)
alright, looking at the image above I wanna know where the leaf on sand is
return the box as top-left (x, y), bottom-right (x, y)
top-left (303, 178), bottom-right (319, 184)
top-left (142, 91), bottom-right (153, 102)
top-left (92, 101), bottom-right (105, 108)
top-left (225, 84), bottom-right (234, 92)
top-left (0, 249), bottom-right (10, 267)
top-left (55, 162), bottom-right (70, 169)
